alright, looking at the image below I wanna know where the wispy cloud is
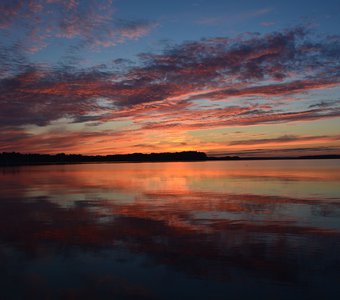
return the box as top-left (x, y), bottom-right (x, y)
top-left (0, 0), bottom-right (158, 52)
top-left (196, 7), bottom-right (272, 25)
top-left (261, 21), bottom-right (275, 27)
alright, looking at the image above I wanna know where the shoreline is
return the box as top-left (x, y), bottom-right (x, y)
top-left (1, 155), bottom-right (339, 167)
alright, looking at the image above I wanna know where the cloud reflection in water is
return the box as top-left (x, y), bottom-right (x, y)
top-left (0, 160), bottom-right (340, 299)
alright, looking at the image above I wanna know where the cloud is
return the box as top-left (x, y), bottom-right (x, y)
top-left (261, 21), bottom-right (275, 27)
top-left (58, 13), bottom-right (158, 48)
top-left (189, 80), bottom-right (340, 101)
top-left (0, 26), bottom-right (340, 154)
top-left (0, 0), bottom-right (157, 52)
top-left (139, 107), bottom-right (340, 131)
top-left (309, 100), bottom-right (340, 108)
top-left (196, 8), bottom-right (272, 25)
top-left (0, 1), bottom-right (24, 29)
top-left (0, 42), bottom-right (28, 78)
top-left (107, 26), bottom-right (340, 106)
top-left (228, 134), bottom-right (340, 146)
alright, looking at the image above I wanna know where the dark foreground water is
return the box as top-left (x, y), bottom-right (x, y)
top-left (1, 160), bottom-right (340, 299)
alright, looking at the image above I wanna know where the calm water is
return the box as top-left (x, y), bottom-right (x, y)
top-left (1, 160), bottom-right (340, 299)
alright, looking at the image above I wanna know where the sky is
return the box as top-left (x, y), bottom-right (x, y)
top-left (0, 0), bottom-right (340, 157)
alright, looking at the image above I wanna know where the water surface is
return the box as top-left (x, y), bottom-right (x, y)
top-left (1, 160), bottom-right (340, 299)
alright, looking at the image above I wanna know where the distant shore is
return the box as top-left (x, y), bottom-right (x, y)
top-left (0, 151), bottom-right (339, 166)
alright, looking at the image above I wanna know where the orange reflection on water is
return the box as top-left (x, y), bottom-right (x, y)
top-left (0, 160), bottom-right (340, 299)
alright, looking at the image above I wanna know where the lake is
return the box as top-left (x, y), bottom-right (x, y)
top-left (1, 160), bottom-right (340, 299)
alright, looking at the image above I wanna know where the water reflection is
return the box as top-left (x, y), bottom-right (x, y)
top-left (0, 160), bottom-right (340, 299)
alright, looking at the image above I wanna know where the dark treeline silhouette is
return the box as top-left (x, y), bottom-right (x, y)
top-left (0, 151), bottom-right (208, 165)
top-left (0, 151), bottom-right (339, 166)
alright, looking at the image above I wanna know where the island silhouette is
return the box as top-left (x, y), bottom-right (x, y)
top-left (0, 151), bottom-right (339, 166)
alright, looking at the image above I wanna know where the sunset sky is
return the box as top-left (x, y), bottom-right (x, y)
top-left (1, 0), bottom-right (340, 156)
